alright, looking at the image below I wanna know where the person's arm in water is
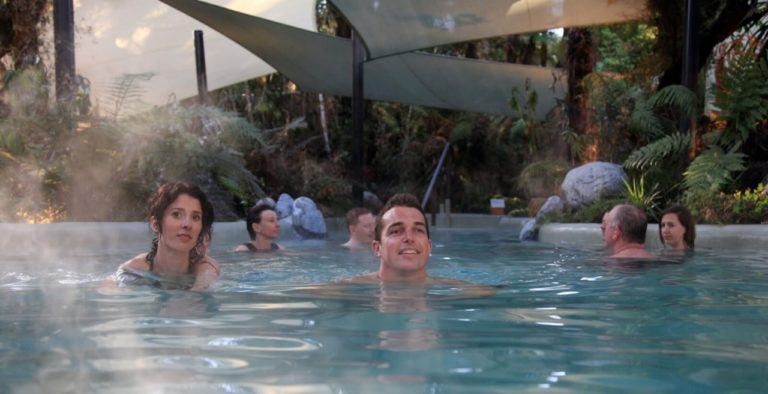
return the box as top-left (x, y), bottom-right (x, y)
top-left (190, 256), bottom-right (220, 291)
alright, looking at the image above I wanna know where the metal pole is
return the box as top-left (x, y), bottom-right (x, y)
top-left (54, 0), bottom-right (75, 104)
top-left (680, 0), bottom-right (699, 134)
top-left (352, 29), bottom-right (366, 204)
top-left (421, 142), bottom-right (451, 209)
top-left (194, 30), bottom-right (210, 105)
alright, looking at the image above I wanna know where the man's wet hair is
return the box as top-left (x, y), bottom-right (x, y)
top-left (374, 193), bottom-right (429, 242)
top-left (346, 207), bottom-right (372, 230)
top-left (611, 204), bottom-right (647, 244)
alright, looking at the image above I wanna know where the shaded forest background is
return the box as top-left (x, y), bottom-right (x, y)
top-left (1, 0), bottom-right (767, 224)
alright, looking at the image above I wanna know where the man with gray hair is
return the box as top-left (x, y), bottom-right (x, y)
top-left (601, 204), bottom-right (654, 258)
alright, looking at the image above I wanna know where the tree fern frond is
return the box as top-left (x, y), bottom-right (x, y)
top-left (648, 84), bottom-right (697, 117)
top-left (624, 133), bottom-right (690, 171)
top-left (629, 101), bottom-right (667, 139)
top-left (683, 146), bottom-right (747, 193)
top-left (104, 73), bottom-right (154, 119)
top-left (716, 54), bottom-right (768, 150)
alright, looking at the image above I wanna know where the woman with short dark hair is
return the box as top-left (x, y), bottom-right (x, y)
top-left (659, 205), bottom-right (696, 250)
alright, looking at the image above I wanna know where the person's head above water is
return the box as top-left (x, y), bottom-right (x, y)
top-left (601, 204), bottom-right (654, 258)
top-left (246, 204), bottom-right (280, 240)
top-left (342, 207), bottom-right (375, 250)
top-left (116, 180), bottom-right (220, 291)
top-left (375, 194), bottom-right (430, 242)
top-left (659, 205), bottom-right (695, 250)
top-left (235, 203), bottom-right (282, 253)
top-left (147, 180), bottom-right (214, 264)
top-left (372, 193), bottom-right (432, 281)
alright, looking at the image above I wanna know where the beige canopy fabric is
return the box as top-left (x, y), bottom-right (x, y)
top-left (331, 0), bottom-right (648, 58)
top-left (160, 0), bottom-right (583, 119)
top-left (74, 0), bottom-right (317, 109)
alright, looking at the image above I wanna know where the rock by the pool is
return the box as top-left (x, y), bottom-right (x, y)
top-left (275, 193), bottom-right (294, 220)
top-left (536, 196), bottom-right (563, 220)
top-left (363, 191), bottom-right (383, 210)
top-left (519, 219), bottom-right (538, 241)
top-left (561, 162), bottom-right (626, 208)
top-left (254, 197), bottom-right (276, 209)
top-left (291, 196), bottom-right (327, 239)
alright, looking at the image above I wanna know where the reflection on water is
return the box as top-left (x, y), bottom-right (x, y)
top-left (1, 229), bottom-right (768, 392)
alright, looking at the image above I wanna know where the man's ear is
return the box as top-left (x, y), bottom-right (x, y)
top-left (371, 240), bottom-right (381, 257)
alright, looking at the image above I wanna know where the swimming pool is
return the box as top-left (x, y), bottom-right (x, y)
top-left (1, 224), bottom-right (767, 392)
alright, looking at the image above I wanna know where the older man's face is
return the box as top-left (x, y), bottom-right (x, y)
top-left (601, 209), bottom-right (618, 249)
top-left (351, 213), bottom-right (375, 244)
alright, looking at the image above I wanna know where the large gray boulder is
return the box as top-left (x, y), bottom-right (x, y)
top-left (519, 195), bottom-right (564, 241)
top-left (275, 193), bottom-right (294, 220)
top-left (561, 162), bottom-right (626, 208)
top-left (291, 196), bottom-right (327, 239)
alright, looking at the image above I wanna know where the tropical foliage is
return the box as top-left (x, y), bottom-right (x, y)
top-left (1, 1), bottom-right (768, 224)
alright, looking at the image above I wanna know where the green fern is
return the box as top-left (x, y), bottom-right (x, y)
top-left (624, 132), bottom-right (690, 171)
top-left (715, 54), bottom-right (768, 150)
top-left (648, 85), bottom-right (697, 117)
top-left (683, 146), bottom-right (747, 193)
top-left (104, 73), bottom-right (154, 119)
top-left (561, 129), bottom-right (595, 163)
top-left (629, 101), bottom-right (667, 140)
top-left (629, 85), bottom-right (695, 140)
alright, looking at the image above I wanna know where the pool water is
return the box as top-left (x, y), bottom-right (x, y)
top-left (1, 228), bottom-right (767, 393)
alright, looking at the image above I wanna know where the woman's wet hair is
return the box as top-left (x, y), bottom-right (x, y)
top-left (146, 181), bottom-right (214, 264)
top-left (374, 193), bottom-right (429, 241)
top-left (659, 205), bottom-right (696, 248)
top-left (246, 204), bottom-right (277, 240)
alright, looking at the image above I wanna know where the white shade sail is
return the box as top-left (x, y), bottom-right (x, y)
top-left (74, 0), bottom-right (318, 108)
top-left (136, 0), bottom-right (648, 118)
top-left (160, 0), bottom-right (601, 119)
top-left (331, 0), bottom-right (647, 58)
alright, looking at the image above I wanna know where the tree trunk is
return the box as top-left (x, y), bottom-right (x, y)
top-left (565, 28), bottom-right (597, 163)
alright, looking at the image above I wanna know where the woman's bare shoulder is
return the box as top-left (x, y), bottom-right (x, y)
top-left (120, 254), bottom-right (150, 271)
top-left (196, 255), bottom-right (221, 276)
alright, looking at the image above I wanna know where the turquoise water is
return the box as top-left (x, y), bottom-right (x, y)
top-left (1, 228), bottom-right (767, 393)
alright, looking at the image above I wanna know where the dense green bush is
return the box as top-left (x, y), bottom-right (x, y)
top-left (683, 184), bottom-right (768, 224)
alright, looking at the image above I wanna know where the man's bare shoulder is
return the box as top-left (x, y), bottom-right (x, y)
top-left (426, 277), bottom-right (465, 285)
top-left (340, 272), bottom-right (380, 284)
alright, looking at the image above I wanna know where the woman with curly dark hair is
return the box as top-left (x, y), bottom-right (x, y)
top-left (116, 181), bottom-right (220, 290)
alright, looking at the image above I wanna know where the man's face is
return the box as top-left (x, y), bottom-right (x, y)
top-left (372, 206), bottom-right (432, 278)
top-left (350, 213), bottom-right (375, 244)
top-left (601, 208), bottom-right (618, 249)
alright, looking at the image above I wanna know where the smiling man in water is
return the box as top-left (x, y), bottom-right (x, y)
top-left (345, 193), bottom-right (460, 284)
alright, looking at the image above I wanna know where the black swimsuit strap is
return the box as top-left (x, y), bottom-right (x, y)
top-left (242, 242), bottom-right (279, 253)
